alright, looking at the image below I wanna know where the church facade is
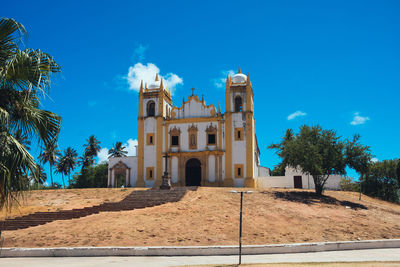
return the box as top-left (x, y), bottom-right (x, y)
top-left (108, 68), bottom-right (265, 188)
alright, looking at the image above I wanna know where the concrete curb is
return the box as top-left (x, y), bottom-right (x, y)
top-left (1, 239), bottom-right (400, 257)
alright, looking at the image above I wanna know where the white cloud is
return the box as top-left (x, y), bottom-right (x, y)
top-left (126, 138), bottom-right (138, 156)
top-left (371, 157), bottom-right (378, 163)
top-left (212, 70), bottom-right (235, 88)
top-left (350, 112), bottom-right (370, 125)
top-left (96, 138), bottom-right (138, 164)
top-left (97, 148), bottom-right (109, 164)
top-left (125, 63), bottom-right (183, 94)
top-left (287, 110), bottom-right (307, 120)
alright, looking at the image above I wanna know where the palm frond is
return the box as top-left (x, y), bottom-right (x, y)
top-left (0, 18), bottom-right (26, 66)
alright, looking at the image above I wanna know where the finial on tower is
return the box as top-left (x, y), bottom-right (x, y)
top-left (160, 78), bottom-right (164, 90)
top-left (218, 102), bottom-right (221, 115)
top-left (191, 88), bottom-right (195, 96)
top-left (246, 72), bottom-right (252, 87)
top-left (140, 80), bottom-right (143, 92)
top-left (238, 66), bottom-right (242, 74)
top-left (155, 73), bottom-right (159, 81)
top-left (145, 82), bottom-right (148, 92)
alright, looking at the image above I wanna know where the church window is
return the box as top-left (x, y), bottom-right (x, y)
top-left (147, 101), bottom-right (155, 117)
top-left (146, 167), bottom-right (154, 180)
top-left (205, 124), bottom-right (217, 146)
top-left (235, 128), bottom-right (244, 141)
top-left (208, 134), bottom-right (216, 145)
top-left (169, 126), bottom-right (181, 148)
top-left (146, 133), bottom-right (154, 145)
top-left (188, 124), bottom-right (198, 150)
top-left (171, 136), bottom-right (179, 146)
top-left (234, 96), bottom-right (242, 112)
top-left (191, 134), bottom-right (196, 146)
top-left (234, 164), bottom-right (244, 178)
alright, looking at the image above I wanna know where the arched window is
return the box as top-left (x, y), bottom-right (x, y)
top-left (147, 101), bottom-right (155, 117)
top-left (234, 96), bottom-right (242, 112)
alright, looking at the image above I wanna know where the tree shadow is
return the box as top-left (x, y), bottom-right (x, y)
top-left (264, 191), bottom-right (368, 210)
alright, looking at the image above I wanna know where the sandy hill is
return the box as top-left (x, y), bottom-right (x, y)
top-left (1, 187), bottom-right (400, 248)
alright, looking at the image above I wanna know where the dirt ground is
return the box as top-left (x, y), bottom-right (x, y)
top-left (2, 187), bottom-right (400, 247)
top-left (0, 188), bottom-right (139, 220)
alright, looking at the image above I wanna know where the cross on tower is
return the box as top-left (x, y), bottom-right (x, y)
top-left (191, 88), bottom-right (195, 96)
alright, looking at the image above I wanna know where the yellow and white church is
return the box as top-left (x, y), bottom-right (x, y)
top-left (108, 68), bottom-right (269, 188)
top-left (107, 68), bottom-right (342, 190)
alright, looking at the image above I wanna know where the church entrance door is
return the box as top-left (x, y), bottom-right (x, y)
top-left (185, 158), bottom-right (201, 186)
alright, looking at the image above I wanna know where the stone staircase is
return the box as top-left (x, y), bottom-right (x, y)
top-left (0, 187), bottom-right (196, 231)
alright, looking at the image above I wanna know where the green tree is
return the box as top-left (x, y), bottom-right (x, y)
top-left (270, 163), bottom-right (285, 176)
top-left (0, 18), bottom-right (61, 207)
top-left (70, 162), bottom-right (108, 188)
top-left (29, 164), bottom-right (47, 189)
top-left (55, 157), bottom-right (67, 189)
top-left (344, 134), bottom-right (373, 199)
top-left (80, 135), bottom-right (101, 171)
top-left (84, 135), bottom-right (101, 158)
top-left (108, 141), bottom-right (128, 158)
top-left (396, 159), bottom-right (400, 186)
top-left (38, 139), bottom-right (60, 187)
top-left (62, 147), bottom-right (78, 187)
top-left (364, 160), bottom-right (399, 202)
top-left (269, 125), bottom-right (347, 196)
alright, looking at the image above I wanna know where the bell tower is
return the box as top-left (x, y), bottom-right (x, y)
top-left (224, 67), bottom-right (255, 187)
top-left (137, 74), bottom-right (173, 187)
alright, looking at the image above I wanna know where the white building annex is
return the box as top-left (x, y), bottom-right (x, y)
top-left (108, 68), bottom-right (341, 190)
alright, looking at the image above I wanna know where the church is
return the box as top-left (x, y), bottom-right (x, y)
top-left (108, 67), bottom-right (267, 188)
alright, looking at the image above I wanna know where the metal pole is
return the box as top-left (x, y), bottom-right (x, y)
top-left (239, 191), bottom-right (243, 265)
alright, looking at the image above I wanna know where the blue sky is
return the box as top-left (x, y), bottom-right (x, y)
top-left (3, 0), bottom-right (400, 185)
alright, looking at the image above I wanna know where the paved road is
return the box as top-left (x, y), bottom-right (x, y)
top-left (0, 248), bottom-right (399, 266)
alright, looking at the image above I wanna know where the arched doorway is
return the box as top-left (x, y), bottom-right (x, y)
top-left (185, 158), bottom-right (201, 186)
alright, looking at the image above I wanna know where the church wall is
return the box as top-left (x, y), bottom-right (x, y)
top-left (231, 112), bottom-right (247, 183)
top-left (143, 117), bottom-right (157, 187)
top-left (168, 122), bottom-right (219, 151)
top-left (171, 156), bottom-right (178, 183)
top-left (253, 120), bottom-right (257, 178)
top-left (208, 155), bottom-right (215, 182)
top-left (173, 97), bottom-right (215, 119)
top-left (222, 155), bottom-right (226, 181)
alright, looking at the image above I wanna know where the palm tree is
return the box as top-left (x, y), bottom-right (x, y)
top-left (38, 139), bottom-right (60, 187)
top-left (30, 164), bottom-right (47, 188)
top-left (79, 153), bottom-right (95, 171)
top-left (108, 141), bottom-right (128, 158)
top-left (0, 18), bottom-right (61, 207)
top-left (55, 157), bottom-right (67, 189)
top-left (80, 135), bottom-right (101, 171)
top-left (84, 135), bottom-right (101, 158)
top-left (62, 147), bottom-right (78, 186)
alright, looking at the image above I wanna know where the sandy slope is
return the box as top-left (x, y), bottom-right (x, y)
top-left (2, 187), bottom-right (400, 247)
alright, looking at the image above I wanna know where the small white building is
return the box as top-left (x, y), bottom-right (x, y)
top-left (108, 68), bottom-right (342, 190)
top-left (255, 166), bottom-right (341, 190)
